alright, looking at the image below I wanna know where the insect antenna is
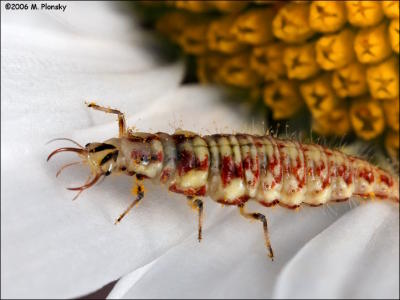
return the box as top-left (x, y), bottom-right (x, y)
top-left (46, 138), bottom-right (84, 149)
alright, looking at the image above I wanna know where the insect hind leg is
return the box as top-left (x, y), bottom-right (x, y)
top-left (87, 102), bottom-right (126, 137)
top-left (239, 203), bottom-right (274, 261)
top-left (187, 197), bottom-right (204, 242)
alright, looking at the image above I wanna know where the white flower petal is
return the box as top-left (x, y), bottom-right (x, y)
top-left (273, 201), bottom-right (399, 299)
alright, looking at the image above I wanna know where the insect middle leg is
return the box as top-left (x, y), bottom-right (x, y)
top-left (238, 203), bottom-right (274, 261)
top-left (114, 175), bottom-right (144, 224)
top-left (87, 102), bottom-right (127, 137)
top-left (187, 197), bottom-right (204, 242)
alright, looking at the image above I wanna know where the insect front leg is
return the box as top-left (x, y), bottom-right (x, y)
top-left (114, 175), bottom-right (145, 224)
top-left (87, 102), bottom-right (127, 137)
top-left (187, 197), bottom-right (204, 242)
top-left (238, 203), bottom-right (274, 261)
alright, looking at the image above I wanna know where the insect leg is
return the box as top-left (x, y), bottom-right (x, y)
top-left (187, 197), bottom-right (204, 242)
top-left (238, 203), bottom-right (274, 261)
top-left (87, 102), bottom-right (127, 137)
top-left (114, 176), bottom-right (144, 224)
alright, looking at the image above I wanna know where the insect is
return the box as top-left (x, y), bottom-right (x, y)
top-left (47, 103), bottom-right (399, 261)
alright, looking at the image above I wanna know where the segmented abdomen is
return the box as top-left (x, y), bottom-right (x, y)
top-left (158, 132), bottom-right (399, 207)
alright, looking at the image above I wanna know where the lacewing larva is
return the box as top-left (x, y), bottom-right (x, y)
top-left (47, 103), bottom-right (399, 260)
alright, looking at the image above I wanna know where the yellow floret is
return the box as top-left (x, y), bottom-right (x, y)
top-left (315, 28), bottom-right (356, 70)
top-left (366, 57), bottom-right (399, 100)
top-left (354, 23), bottom-right (392, 64)
top-left (219, 53), bottom-right (262, 88)
top-left (381, 1), bottom-right (399, 19)
top-left (272, 2), bottom-right (314, 44)
top-left (250, 43), bottom-right (286, 81)
top-left (231, 8), bottom-right (275, 45)
top-left (346, 1), bottom-right (384, 28)
top-left (300, 75), bottom-right (339, 118)
top-left (350, 99), bottom-right (385, 140)
top-left (263, 80), bottom-right (303, 119)
top-left (177, 22), bottom-right (209, 55)
top-left (207, 16), bottom-right (247, 54)
top-left (332, 62), bottom-right (368, 98)
top-left (283, 42), bottom-right (320, 80)
top-left (309, 1), bottom-right (347, 33)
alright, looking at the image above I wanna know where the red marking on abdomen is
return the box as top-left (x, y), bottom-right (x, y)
top-left (280, 151), bottom-right (290, 175)
top-left (217, 196), bottom-right (249, 206)
top-left (221, 156), bottom-right (243, 186)
top-left (375, 194), bottom-right (388, 199)
top-left (322, 149), bottom-right (331, 189)
top-left (235, 162), bottom-right (244, 178)
top-left (259, 199), bottom-right (279, 207)
top-left (243, 155), bottom-right (259, 186)
top-left (266, 136), bottom-right (282, 184)
top-left (359, 168), bottom-right (374, 184)
top-left (169, 184), bottom-right (206, 196)
top-left (197, 154), bottom-right (209, 171)
top-left (380, 174), bottom-right (393, 187)
top-left (315, 161), bottom-right (325, 176)
top-left (337, 164), bottom-right (345, 176)
top-left (293, 154), bottom-right (306, 188)
top-left (278, 202), bottom-right (300, 210)
top-left (334, 197), bottom-right (349, 202)
top-left (268, 156), bottom-right (279, 173)
top-left (243, 156), bottom-right (251, 169)
top-left (304, 203), bottom-right (323, 207)
top-left (221, 155), bottom-right (235, 186)
top-left (177, 150), bottom-right (195, 176)
top-left (342, 164), bottom-right (353, 185)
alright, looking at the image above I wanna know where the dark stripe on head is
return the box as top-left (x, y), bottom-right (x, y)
top-left (100, 150), bottom-right (119, 166)
top-left (91, 143), bottom-right (116, 153)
